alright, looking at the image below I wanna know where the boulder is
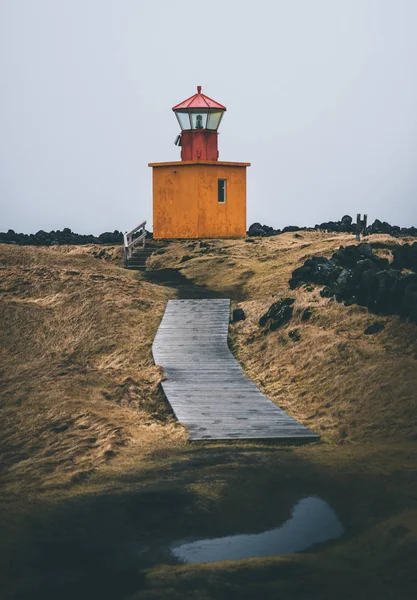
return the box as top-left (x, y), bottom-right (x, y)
top-left (364, 321), bottom-right (385, 335)
top-left (248, 223), bottom-right (267, 237)
top-left (259, 298), bottom-right (294, 331)
top-left (282, 226), bottom-right (300, 233)
top-left (232, 308), bottom-right (246, 322)
top-left (392, 243), bottom-right (417, 273)
top-left (289, 257), bottom-right (341, 289)
top-left (288, 329), bottom-right (301, 341)
top-left (301, 307), bottom-right (313, 321)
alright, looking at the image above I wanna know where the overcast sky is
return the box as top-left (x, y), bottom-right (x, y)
top-left (1, 0), bottom-right (417, 235)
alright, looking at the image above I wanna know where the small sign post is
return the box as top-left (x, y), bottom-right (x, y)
top-left (356, 214), bottom-right (368, 241)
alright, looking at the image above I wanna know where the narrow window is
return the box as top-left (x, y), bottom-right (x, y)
top-left (218, 179), bottom-right (226, 203)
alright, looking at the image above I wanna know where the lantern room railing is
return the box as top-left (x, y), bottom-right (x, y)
top-left (123, 220), bottom-right (147, 266)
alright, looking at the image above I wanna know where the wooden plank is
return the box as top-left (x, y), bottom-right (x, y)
top-left (152, 299), bottom-right (319, 442)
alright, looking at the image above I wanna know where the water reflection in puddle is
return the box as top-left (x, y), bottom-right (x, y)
top-left (171, 496), bottom-right (344, 564)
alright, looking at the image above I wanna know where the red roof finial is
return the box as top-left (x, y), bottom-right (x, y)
top-left (197, 85), bottom-right (202, 94)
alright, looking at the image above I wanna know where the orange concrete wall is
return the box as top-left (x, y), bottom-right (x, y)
top-left (151, 163), bottom-right (248, 239)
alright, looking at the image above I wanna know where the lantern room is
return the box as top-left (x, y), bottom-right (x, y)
top-left (172, 86), bottom-right (226, 161)
top-left (149, 86), bottom-right (250, 240)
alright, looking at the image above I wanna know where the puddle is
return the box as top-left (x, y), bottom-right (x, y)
top-left (170, 496), bottom-right (344, 564)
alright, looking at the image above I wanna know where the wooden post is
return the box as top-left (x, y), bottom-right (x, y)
top-left (356, 214), bottom-right (361, 242)
top-left (363, 214), bottom-right (368, 237)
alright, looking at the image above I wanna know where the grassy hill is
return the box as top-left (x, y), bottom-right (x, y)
top-left (1, 233), bottom-right (416, 599)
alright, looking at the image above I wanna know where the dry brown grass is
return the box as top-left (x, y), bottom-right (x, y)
top-left (1, 232), bottom-right (416, 496)
top-left (1, 233), bottom-right (416, 599)
top-left (0, 244), bottom-right (186, 498)
top-left (150, 231), bottom-right (417, 443)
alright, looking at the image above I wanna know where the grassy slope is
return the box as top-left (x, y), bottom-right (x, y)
top-left (149, 232), bottom-right (417, 442)
top-left (0, 244), bottom-right (185, 498)
top-left (0, 234), bottom-right (416, 599)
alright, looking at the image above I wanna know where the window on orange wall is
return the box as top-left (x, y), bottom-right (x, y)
top-left (218, 179), bottom-right (226, 203)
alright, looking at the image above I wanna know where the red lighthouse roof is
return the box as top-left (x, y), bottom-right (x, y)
top-left (172, 86), bottom-right (226, 111)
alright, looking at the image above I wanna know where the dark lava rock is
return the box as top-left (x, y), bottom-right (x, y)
top-left (248, 223), bottom-right (267, 237)
top-left (0, 228), bottom-right (124, 246)
top-left (232, 308), bottom-right (246, 322)
top-left (370, 219), bottom-right (393, 234)
top-left (270, 306), bottom-right (293, 331)
top-left (289, 243), bottom-right (417, 323)
top-left (288, 329), bottom-right (301, 341)
top-left (289, 257), bottom-right (341, 289)
top-left (301, 307), bottom-right (313, 321)
top-left (290, 244), bottom-right (389, 291)
top-left (364, 321), bottom-right (385, 335)
top-left (320, 286), bottom-right (334, 298)
top-left (282, 226), bottom-right (300, 233)
top-left (392, 242), bottom-right (417, 273)
top-left (341, 215), bottom-right (353, 226)
top-left (259, 298), bottom-right (294, 331)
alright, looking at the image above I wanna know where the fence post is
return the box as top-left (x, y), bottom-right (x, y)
top-left (356, 214), bottom-right (361, 242)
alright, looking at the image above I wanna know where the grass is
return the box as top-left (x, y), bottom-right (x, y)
top-left (0, 233), bottom-right (416, 599)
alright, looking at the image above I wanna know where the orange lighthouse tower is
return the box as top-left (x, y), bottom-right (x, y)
top-left (149, 86), bottom-right (250, 239)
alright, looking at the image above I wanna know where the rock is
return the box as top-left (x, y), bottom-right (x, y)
top-left (318, 220), bottom-right (341, 233)
top-left (392, 242), bottom-right (417, 272)
top-left (343, 296), bottom-right (357, 307)
top-left (335, 269), bottom-right (354, 293)
top-left (364, 321), bottom-right (385, 335)
top-left (259, 298), bottom-right (294, 330)
top-left (0, 228), bottom-right (125, 246)
top-left (358, 243), bottom-right (372, 258)
top-left (289, 242), bottom-right (417, 324)
top-left (282, 226), bottom-right (300, 233)
top-left (269, 305), bottom-right (293, 331)
top-left (301, 307), bottom-right (312, 321)
top-left (289, 257), bottom-right (341, 289)
top-left (370, 219), bottom-right (393, 234)
top-left (262, 224), bottom-right (279, 236)
top-left (288, 329), bottom-right (301, 341)
top-left (248, 223), bottom-right (267, 237)
top-left (232, 308), bottom-right (246, 322)
top-left (320, 286), bottom-right (334, 298)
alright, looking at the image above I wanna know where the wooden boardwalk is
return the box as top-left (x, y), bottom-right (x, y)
top-left (152, 299), bottom-right (319, 442)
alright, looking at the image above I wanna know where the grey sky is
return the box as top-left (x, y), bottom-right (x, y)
top-left (1, 0), bottom-right (417, 235)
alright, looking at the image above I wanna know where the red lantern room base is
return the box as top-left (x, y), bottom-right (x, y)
top-left (180, 130), bottom-right (219, 161)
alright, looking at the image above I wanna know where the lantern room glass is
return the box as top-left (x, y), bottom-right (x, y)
top-left (174, 108), bottom-right (225, 131)
top-left (206, 110), bottom-right (224, 130)
top-left (175, 111), bottom-right (191, 130)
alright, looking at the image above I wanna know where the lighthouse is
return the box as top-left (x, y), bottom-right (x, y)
top-left (149, 86), bottom-right (250, 239)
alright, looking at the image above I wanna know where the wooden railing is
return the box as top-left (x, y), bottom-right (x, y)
top-left (123, 220), bottom-right (147, 266)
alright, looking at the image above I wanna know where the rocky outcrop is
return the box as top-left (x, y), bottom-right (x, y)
top-left (0, 228), bottom-right (126, 246)
top-left (289, 244), bottom-right (417, 323)
top-left (247, 216), bottom-right (417, 238)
